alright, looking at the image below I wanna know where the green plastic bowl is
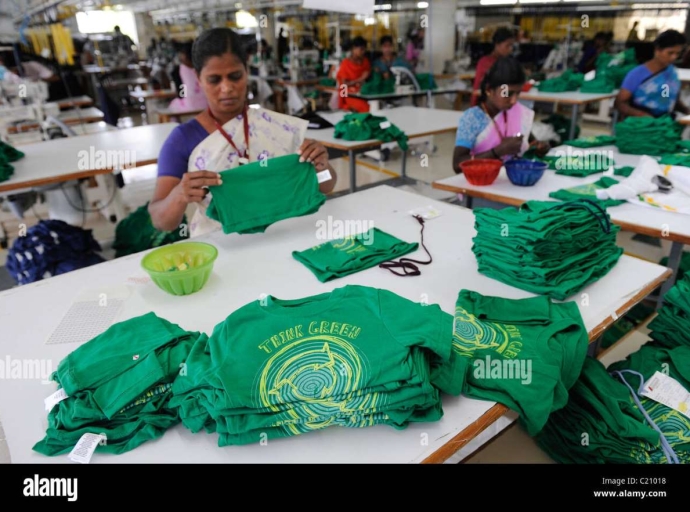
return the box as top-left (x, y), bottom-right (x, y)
top-left (141, 242), bottom-right (218, 296)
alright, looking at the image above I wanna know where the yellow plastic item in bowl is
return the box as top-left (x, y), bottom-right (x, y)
top-left (141, 242), bottom-right (218, 296)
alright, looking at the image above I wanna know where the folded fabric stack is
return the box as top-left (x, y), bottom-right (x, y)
top-left (549, 176), bottom-right (625, 208)
top-left (537, 70), bottom-right (584, 93)
top-left (432, 290), bottom-right (589, 435)
top-left (34, 313), bottom-right (201, 456)
top-left (169, 285), bottom-right (455, 446)
top-left (472, 200), bottom-right (624, 300)
top-left (292, 227), bottom-right (418, 282)
top-left (595, 48), bottom-right (638, 88)
top-left (658, 153), bottom-right (690, 167)
top-left (535, 344), bottom-right (690, 464)
top-left (0, 140), bottom-right (25, 182)
top-left (646, 274), bottom-right (690, 349)
top-left (615, 115), bottom-right (682, 155)
top-left (334, 113), bottom-right (409, 150)
top-left (542, 153), bottom-right (615, 177)
top-left (360, 72), bottom-right (395, 95)
top-left (206, 154), bottom-right (326, 234)
top-left (112, 202), bottom-right (188, 258)
top-left (580, 77), bottom-right (615, 94)
top-left (564, 135), bottom-right (616, 148)
top-left (5, 219), bottom-right (104, 285)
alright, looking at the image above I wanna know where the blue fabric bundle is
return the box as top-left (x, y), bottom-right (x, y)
top-left (6, 220), bottom-right (105, 285)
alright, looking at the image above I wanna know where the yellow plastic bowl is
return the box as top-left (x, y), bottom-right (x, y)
top-left (141, 242), bottom-right (218, 296)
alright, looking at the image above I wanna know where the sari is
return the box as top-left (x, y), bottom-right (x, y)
top-left (336, 57), bottom-right (371, 113)
top-left (169, 63), bottom-right (208, 111)
top-left (186, 106), bottom-right (308, 238)
top-left (468, 102), bottom-right (534, 160)
top-left (627, 64), bottom-right (681, 118)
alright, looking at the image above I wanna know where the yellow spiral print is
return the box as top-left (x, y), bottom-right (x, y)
top-left (255, 335), bottom-right (384, 434)
top-left (452, 306), bottom-right (511, 357)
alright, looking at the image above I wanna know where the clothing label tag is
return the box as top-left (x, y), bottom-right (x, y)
top-left (317, 169), bottom-right (332, 183)
top-left (641, 371), bottom-right (690, 420)
top-left (68, 433), bottom-right (106, 464)
top-left (408, 205), bottom-right (442, 220)
top-left (379, 121), bottom-right (391, 129)
top-left (44, 388), bottom-right (68, 411)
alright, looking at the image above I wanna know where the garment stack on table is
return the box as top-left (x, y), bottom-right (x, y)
top-left (333, 113), bottom-right (409, 150)
top-left (535, 276), bottom-right (690, 464)
top-left (537, 70), bottom-right (584, 93)
top-left (614, 115), bottom-right (682, 156)
top-left (549, 176), bottom-right (625, 209)
top-left (541, 153), bottom-right (615, 177)
top-left (472, 200), bottom-right (624, 300)
top-left (0, 140), bottom-right (24, 182)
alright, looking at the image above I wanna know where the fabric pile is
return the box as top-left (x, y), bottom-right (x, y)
top-left (615, 115), bottom-right (682, 155)
top-left (0, 140), bottom-right (25, 182)
top-left (34, 313), bottom-right (202, 456)
top-left (535, 275), bottom-right (690, 464)
top-left (5, 219), bottom-right (104, 285)
top-left (433, 290), bottom-right (589, 435)
top-left (292, 227), bottom-right (419, 282)
top-left (564, 135), bottom-right (616, 148)
top-left (549, 176), bottom-right (625, 208)
top-left (537, 70), bottom-right (584, 93)
top-left (580, 76), bottom-right (615, 94)
top-left (595, 47), bottom-right (638, 88)
top-left (334, 113), bottom-right (409, 150)
top-left (206, 154), bottom-right (326, 234)
top-left (542, 153), bottom-right (615, 177)
top-left (112, 203), bottom-right (188, 258)
top-left (169, 285), bottom-right (454, 446)
top-left (415, 73), bottom-right (437, 91)
top-left (471, 200), bottom-right (624, 300)
top-left (360, 72), bottom-right (395, 95)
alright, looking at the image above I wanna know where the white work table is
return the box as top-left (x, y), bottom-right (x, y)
top-left (432, 145), bottom-right (689, 301)
top-left (307, 106), bottom-right (462, 193)
top-left (0, 185), bottom-right (670, 464)
top-left (0, 123), bottom-right (178, 194)
top-left (520, 88), bottom-right (618, 140)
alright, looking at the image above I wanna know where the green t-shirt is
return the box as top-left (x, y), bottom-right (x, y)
top-left (615, 115), bottom-right (682, 156)
top-left (206, 154), bottom-right (326, 235)
top-left (333, 113), bottom-right (409, 150)
top-left (292, 227), bottom-right (419, 282)
top-left (548, 176), bottom-right (625, 209)
top-left (564, 135), bottom-right (616, 148)
top-left (171, 285), bottom-right (454, 445)
top-left (543, 154), bottom-right (615, 177)
top-left (113, 203), bottom-right (188, 258)
top-left (647, 274), bottom-right (690, 350)
top-left (436, 290), bottom-right (588, 436)
top-left (33, 313), bottom-right (200, 456)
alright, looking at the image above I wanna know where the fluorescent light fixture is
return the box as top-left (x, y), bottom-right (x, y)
top-left (563, 0), bottom-right (601, 2)
top-left (375, 3), bottom-right (392, 9)
top-left (480, 0), bottom-right (517, 5)
top-left (417, 2), bottom-right (429, 8)
top-left (364, 16), bottom-right (376, 25)
top-left (236, 10), bottom-right (258, 28)
top-left (518, 0), bottom-right (561, 3)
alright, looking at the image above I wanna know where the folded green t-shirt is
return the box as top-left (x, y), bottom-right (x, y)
top-left (292, 227), bottom-right (419, 282)
top-left (206, 154), bottom-right (326, 235)
top-left (549, 176), bottom-right (624, 208)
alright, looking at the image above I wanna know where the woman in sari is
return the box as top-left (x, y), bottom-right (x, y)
top-left (615, 30), bottom-right (690, 119)
top-left (167, 42), bottom-right (208, 112)
top-left (452, 57), bottom-right (550, 172)
top-left (336, 36), bottom-right (371, 113)
top-left (149, 28), bottom-right (337, 237)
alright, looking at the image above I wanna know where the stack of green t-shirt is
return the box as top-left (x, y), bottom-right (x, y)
top-left (595, 48), bottom-right (637, 88)
top-left (334, 113), bottom-right (409, 150)
top-left (206, 154), bottom-right (326, 234)
top-left (537, 70), bottom-right (584, 93)
top-left (432, 290), bottom-right (589, 436)
top-left (0, 140), bottom-right (25, 183)
top-left (535, 343), bottom-right (690, 464)
top-left (646, 274), bottom-right (690, 350)
top-left (564, 135), bottom-right (616, 148)
top-left (34, 313), bottom-right (201, 456)
top-left (580, 77), bottom-right (615, 94)
top-left (548, 176), bottom-right (625, 208)
top-left (360, 72), bottom-right (395, 95)
top-left (169, 285), bottom-right (455, 446)
top-left (542, 153), bottom-right (615, 177)
top-left (615, 115), bottom-right (682, 155)
top-left (292, 227), bottom-right (419, 282)
top-left (472, 200), bottom-right (624, 300)
top-left (112, 203), bottom-right (188, 258)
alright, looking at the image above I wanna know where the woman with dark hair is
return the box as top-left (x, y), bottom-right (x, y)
top-left (148, 28), bottom-right (337, 236)
top-left (452, 57), bottom-right (550, 172)
top-left (373, 35), bottom-right (410, 79)
top-left (167, 41), bottom-right (208, 111)
top-left (336, 36), bottom-right (371, 113)
top-left (471, 27), bottom-right (515, 107)
top-left (615, 29), bottom-right (690, 119)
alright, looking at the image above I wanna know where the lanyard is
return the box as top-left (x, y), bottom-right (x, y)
top-left (207, 105), bottom-right (250, 164)
top-left (481, 102), bottom-right (508, 140)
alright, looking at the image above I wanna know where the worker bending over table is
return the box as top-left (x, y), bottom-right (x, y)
top-left (615, 29), bottom-right (690, 119)
top-left (452, 57), bottom-right (550, 172)
top-left (148, 28), bottom-right (337, 237)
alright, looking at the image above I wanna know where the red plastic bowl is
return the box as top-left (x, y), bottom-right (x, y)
top-left (459, 158), bottom-right (503, 186)
top-left (522, 82), bottom-right (533, 92)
